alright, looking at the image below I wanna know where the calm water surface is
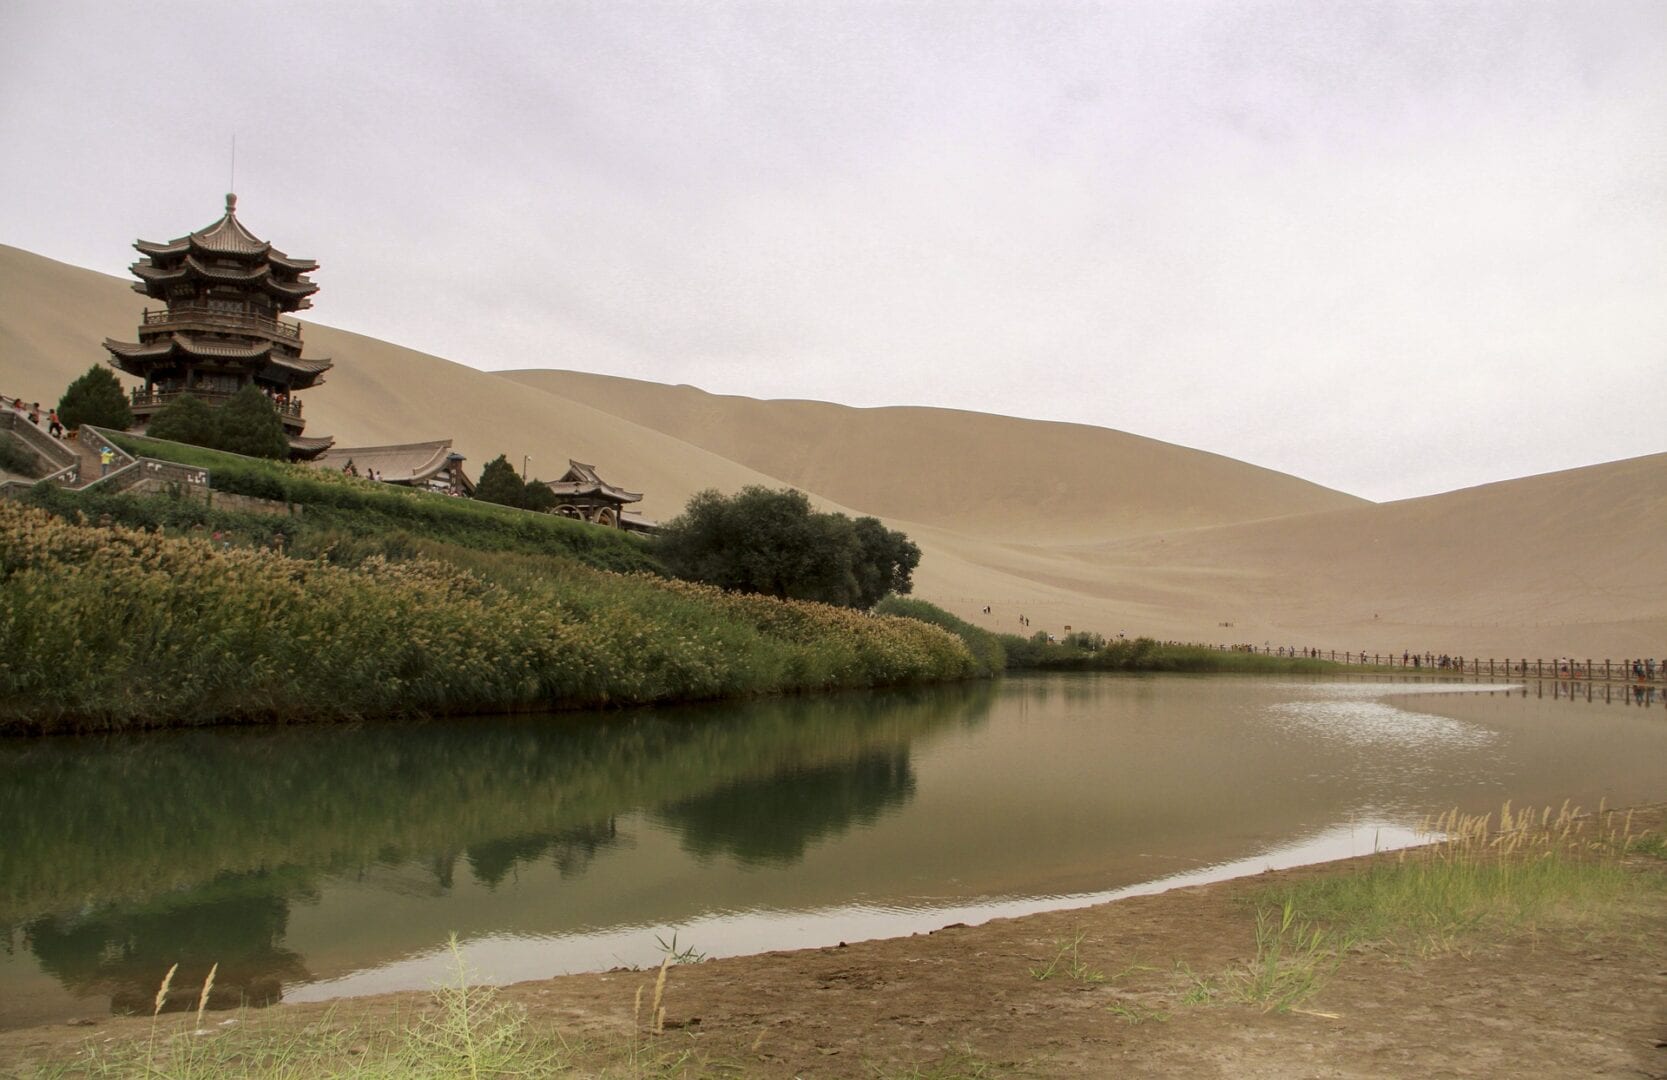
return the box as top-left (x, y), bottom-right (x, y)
top-left (2, 673), bottom-right (1663, 1027)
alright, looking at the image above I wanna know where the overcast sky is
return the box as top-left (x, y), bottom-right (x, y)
top-left (3, 2), bottom-right (1663, 501)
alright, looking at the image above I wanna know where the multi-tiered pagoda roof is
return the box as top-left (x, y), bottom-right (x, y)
top-left (104, 194), bottom-right (334, 458)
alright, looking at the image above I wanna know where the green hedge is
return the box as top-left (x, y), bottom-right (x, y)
top-left (99, 433), bottom-right (660, 574)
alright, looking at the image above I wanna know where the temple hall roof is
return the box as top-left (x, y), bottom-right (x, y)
top-left (312, 440), bottom-right (471, 490)
top-left (288, 433), bottom-right (336, 460)
top-left (543, 460), bottom-right (643, 503)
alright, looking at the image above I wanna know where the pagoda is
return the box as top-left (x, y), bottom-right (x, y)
top-left (104, 194), bottom-right (334, 458)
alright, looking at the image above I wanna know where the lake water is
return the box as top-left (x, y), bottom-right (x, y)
top-left (1, 673), bottom-right (1663, 1028)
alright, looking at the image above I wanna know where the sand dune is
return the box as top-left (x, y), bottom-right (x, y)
top-left (3, 243), bottom-right (1662, 658)
top-left (496, 369), bottom-right (1365, 543)
top-left (913, 456), bottom-right (1667, 659)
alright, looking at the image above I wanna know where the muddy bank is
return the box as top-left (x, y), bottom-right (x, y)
top-left (3, 807), bottom-right (1664, 1078)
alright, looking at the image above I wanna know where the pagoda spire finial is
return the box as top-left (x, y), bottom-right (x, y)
top-left (225, 192), bottom-right (238, 214)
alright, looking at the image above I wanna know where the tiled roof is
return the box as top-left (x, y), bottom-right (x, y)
top-left (545, 460), bottom-right (642, 503)
top-left (288, 433), bottom-right (336, 460)
top-left (135, 257), bottom-right (270, 284)
top-left (268, 353), bottom-right (333, 375)
top-left (104, 337), bottom-right (174, 360)
top-left (313, 441), bottom-right (460, 484)
top-left (172, 334), bottom-right (274, 360)
top-left (106, 333), bottom-right (289, 362)
top-left (131, 194), bottom-right (316, 268)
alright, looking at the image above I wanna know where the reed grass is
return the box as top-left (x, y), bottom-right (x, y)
top-left (1254, 802), bottom-right (1663, 958)
top-left (1226, 900), bottom-right (1343, 1012)
top-left (0, 502), bottom-right (978, 732)
top-left (999, 633), bottom-right (1334, 674)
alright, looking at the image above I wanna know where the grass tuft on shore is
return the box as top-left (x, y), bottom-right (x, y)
top-left (1253, 803), bottom-right (1664, 959)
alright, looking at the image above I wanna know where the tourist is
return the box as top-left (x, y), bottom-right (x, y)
top-left (98, 445), bottom-right (114, 476)
top-left (28, 403), bottom-right (41, 425)
top-left (47, 410), bottom-right (63, 437)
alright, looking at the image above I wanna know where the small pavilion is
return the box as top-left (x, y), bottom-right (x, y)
top-left (104, 194), bottom-right (334, 459)
top-left (541, 461), bottom-right (643, 528)
top-left (312, 440), bottom-right (475, 496)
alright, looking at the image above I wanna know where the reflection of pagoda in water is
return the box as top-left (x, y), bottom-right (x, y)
top-left (104, 194), bottom-right (335, 459)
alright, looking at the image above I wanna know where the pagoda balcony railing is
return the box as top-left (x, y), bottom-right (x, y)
top-left (130, 387), bottom-right (304, 421)
top-left (142, 306), bottom-right (302, 341)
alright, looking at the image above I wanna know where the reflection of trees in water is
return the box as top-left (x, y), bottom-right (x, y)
top-left (655, 751), bottom-right (916, 866)
top-left (463, 819), bottom-right (620, 889)
top-left (24, 873), bottom-right (310, 1016)
top-left (1, 680), bottom-right (996, 1017)
top-left (0, 680), bottom-right (994, 920)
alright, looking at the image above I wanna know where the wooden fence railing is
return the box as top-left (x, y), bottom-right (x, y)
top-left (1186, 642), bottom-right (1666, 684)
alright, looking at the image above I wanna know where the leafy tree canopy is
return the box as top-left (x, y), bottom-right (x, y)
top-left (214, 387), bottom-right (288, 459)
top-left (142, 387), bottom-right (287, 459)
top-left (144, 393), bottom-right (217, 449)
top-left (56, 366), bottom-right (133, 432)
top-left (474, 454), bottom-right (528, 508)
top-left (475, 453), bottom-right (564, 512)
top-left (656, 486), bottom-right (919, 609)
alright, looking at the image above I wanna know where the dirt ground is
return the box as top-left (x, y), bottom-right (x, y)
top-left (3, 810), bottom-right (1664, 1079)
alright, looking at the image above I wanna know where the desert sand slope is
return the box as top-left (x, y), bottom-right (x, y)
top-left (0, 244), bottom-right (150, 405)
top-left (913, 454), bottom-right (1667, 659)
top-left (1068, 453), bottom-right (1667, 657)
top-left (0, 246), bottom-right (814, 522)
top-left (496, 368), bottom-right (1367, 543)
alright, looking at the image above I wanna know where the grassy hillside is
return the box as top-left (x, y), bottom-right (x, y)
top-left (99, 432), bottom-right (661, 574)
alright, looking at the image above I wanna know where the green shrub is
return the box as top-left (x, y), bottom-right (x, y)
top-left (0, 437), bottom-right (40, 478)
top-left (56, 366), bottom-right (133, 431)
top-left (144, 393), bottom-right (218, 448)
top-left (213, 387), bottom-right (288, 459)
top-left (874, 596), bottom-right (1006, 676)
top-left (657, 487), bottom-right (919, 609)
top-left (208, 463), bottom-right (289, 502)
top-left (141, 388), bottom-right (287, 459)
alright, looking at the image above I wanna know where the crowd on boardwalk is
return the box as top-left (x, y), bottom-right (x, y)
top-left (1223, 642), bottom-right (1664, 683)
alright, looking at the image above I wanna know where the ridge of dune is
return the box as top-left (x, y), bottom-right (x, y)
top-left (915, 454), bottom-right (1667, 658)
top-left (495, 368), bottom-right (1367, 543)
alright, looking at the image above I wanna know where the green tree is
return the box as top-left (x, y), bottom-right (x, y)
top-left (656, 486), bottom-right (919, 609)
top-left (56, 366), bottom-right (133, 431)
top-left (521, 479), bottom-right (557, 513)
top-left (144, 393), bottom-right (217, 448)
top-left (850, 516), bottom-right (922, 609)
top-left (474, 454), bottom-right (527, 508)
top-left (213, 387), bottom-right (289, 459)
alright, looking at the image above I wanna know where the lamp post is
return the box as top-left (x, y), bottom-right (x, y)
top-left (521, 455), bottom-right (530, 481)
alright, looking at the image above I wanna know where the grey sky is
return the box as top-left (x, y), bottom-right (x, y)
top-left (3, 2), bottom-right (1663, 501)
